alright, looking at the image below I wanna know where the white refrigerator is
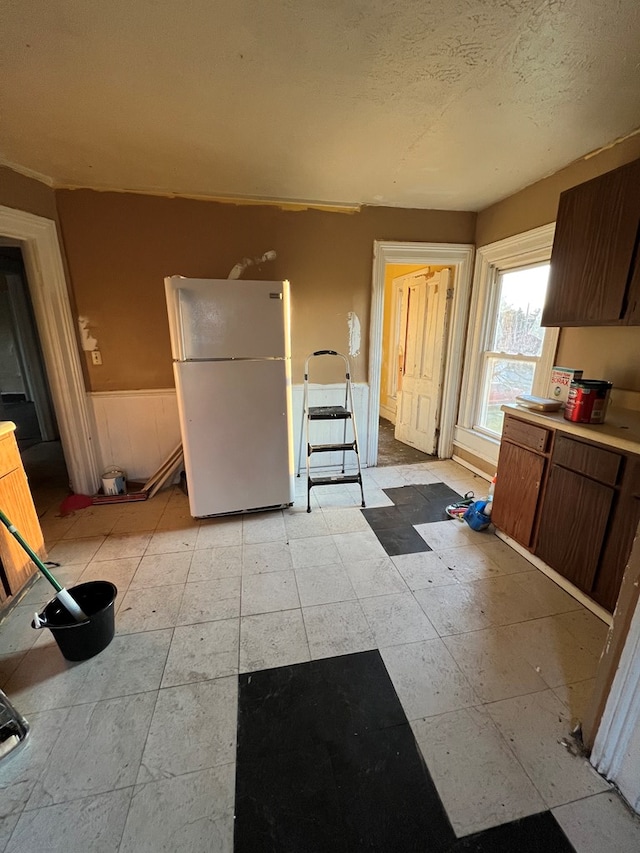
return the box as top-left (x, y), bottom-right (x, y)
top-left (164, 276), bottom-right (295, 518)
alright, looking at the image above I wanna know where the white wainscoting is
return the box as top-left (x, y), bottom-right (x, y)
top-left (89, 390), bottom-right (182, 481)
top-left (292, 382), bottom-right (370, 473)
top-left (89, 383), bottom-right (370, 482)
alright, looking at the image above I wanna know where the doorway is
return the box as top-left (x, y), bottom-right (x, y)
top-left (368, 242), bottom-right (475, 467)
top-left (0, 246), bottom-right (70, 514)
top-left (0, 205), bottom-right (99, 501)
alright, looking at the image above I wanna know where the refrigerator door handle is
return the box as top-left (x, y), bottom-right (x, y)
top-left (176, 288), bottom-right (188, 361)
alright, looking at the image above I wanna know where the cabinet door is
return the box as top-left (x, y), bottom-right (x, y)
top-left (535, 466), bottom-right (614, 593)
top-left (542, 159), bottom-right (640, 326)
top-left (492, 441), bottom-right (546, 548)
top-left (0, 467), bottom-right (45, 595)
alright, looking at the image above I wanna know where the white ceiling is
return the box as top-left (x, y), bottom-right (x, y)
top-left (2, 0), bottom-right (640, 210)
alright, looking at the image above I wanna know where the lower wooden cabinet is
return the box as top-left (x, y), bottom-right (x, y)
top-left (493, 413), bottom-right (640, 613)
top-left (0, 425), bottom-right (44, 605)
top-left (535, 466), bottom-right (614, 593)
top-left (491, 441), bottom-right (546, 549)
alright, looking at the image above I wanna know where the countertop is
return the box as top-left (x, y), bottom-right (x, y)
top-left (501, 404), bottom-right (640, 455)
top-left (0, 421), bottom-right (17, 439)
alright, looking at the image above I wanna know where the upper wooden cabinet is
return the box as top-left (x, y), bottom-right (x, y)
top-left (541, 158), bottom-right (640, 327)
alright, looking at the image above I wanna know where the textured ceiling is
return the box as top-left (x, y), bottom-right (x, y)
top-left (1, 0), bottom-right (640, 210)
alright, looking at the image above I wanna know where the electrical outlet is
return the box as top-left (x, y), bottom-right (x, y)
top-left (91, 351), bottom-right (102, 366)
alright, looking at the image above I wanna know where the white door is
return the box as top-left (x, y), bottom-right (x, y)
top-left (395, 269), bottom-right (451, 454)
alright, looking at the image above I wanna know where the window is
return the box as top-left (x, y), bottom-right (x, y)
top-left (455, 224), bottom-right (559, 467)
top-left (477, 263), bottom-right (550, 435)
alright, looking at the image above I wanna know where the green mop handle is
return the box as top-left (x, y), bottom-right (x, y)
top-left (0, 508), bottom-right (62, 591)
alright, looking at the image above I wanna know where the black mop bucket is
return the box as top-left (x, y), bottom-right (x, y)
top-left (33, 581), bottom-right (118, 661)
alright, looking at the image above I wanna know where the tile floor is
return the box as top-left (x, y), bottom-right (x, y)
top-left (0, 460), bottom-right (639, 851)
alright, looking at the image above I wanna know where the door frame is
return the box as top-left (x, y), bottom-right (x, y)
top-left (368, 241), bottom-right (475, 465)
top-left (0, 205), bottom-right (100, 495)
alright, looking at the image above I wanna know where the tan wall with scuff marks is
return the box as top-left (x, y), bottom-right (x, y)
top-left (476, 135), bottom-right (640, 396)
top-left (55, 189), bottom-right (476, 392)
top-left (0, 166), bottom-right (58, 221)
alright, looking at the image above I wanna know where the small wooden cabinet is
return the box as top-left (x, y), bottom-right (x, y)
top-left (491, 416), bottom-right (552, 548)
top-left (541, 158), bottom-right (640, 327)
top-left (0, 423), bottom-right (45, 605)
top-left (493, 414), bottom-right (640, 613)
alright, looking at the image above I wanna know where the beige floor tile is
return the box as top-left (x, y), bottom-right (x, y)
top-left (6, 629), bottom-right (172, 713)
top-left (283, 508), bottom-right (331, 539)
top-left (412, 706), bottom-right (545, 836)
top-left (486, 689), bottom-right (611, 807)
top-left (162, 619), bottom-right (239, 687)
top-left (380, 638), bottom-right (478, 720)
top-left (93, 532), bottom-right (152, 561)
top-left (0, 707), bottom-right (70, 818)
top-left (27, 691), bottom-right (157, 807)
top-left (436, 544), bottom-right (505, 582)
top-left (0, 607), bottom-right (39, 655)
top-left (555, 609), bottom-right (609, 659)
top-left (47, 536), bottom-right (105, 566)
top-left (61, 514), bottom-right (119, 539)
top-left (414, 582), bottom-right (493, 636)
top-left (195, 518), bottom-right (243, 549)
top-left (239, 610), bottom-right (310, 672)
top-left (343, 557), bottom-right (408, 598)
top-left (321, 507), bottom-right (370, 534)
top-left (177, 577), bottom-right (241, 625)
top-left (500, 616), bottom-right (602, 688)
top-left (477, 538), bottom-right (537, 575)
top-left (7, 789), bottom-right (132, 853)
top-left (137, 678), bottom-right (237, 784)
top-left (288, 535), bottom-right (340, 569)
top-left (241, 570), bottom-right (300, 615)
top-left (414, 519), bottom-right (489, 551)
top-left (303, 600), bottom-right (375, 659)
top-left (294, 563), bottom-right (357, 607)
top-left (0, 651), bottom-right (25, 689)
top-left (188, 545), bottom-right (242, 582)
top-left (120, 765), bottom-right (234, 853)
top-left (360, 593), bottom-right (438, 647)
top-left (461, 574), bottom-right (573, 626)
top-left (243, 540), bottom-right (293, 574)
top-left (130, 551), bottom-right (192, 588)
top-left (443, 627), bottom-right (548, 702)
top-left (332, 530), bottom-right (388, 563)
top-left (552, 679), bottom-right (597, 726)
top-left (116, 584), bottom-right (185, 634)
top-left (391, 551), bottom-right (458, 590)
top-left (145, 527), bottom-right (199, 555)
top-left (111, 509), bottom-right (164, 534)
top-left (553, 791), bottom-right (640, 853)
top-left (509, 571), bottom-right (583, 616)
top-left (77, 556), bottom-right (141, 593)
top-left (242, 511), bottom-right (286, 544)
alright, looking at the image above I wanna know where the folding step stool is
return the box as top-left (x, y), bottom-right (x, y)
top-left (297, 350), bottom-right (366, 513)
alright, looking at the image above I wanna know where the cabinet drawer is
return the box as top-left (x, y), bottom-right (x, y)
top-left (501, 417), bottom-right (550, 453)
top-left (553, 434), bottom-right (621, 485)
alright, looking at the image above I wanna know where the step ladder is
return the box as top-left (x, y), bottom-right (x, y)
top-left (297, 350), bottom-right (366, 513)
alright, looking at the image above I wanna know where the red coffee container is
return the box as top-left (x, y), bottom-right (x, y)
top-left (564, 380), bottom-right (612, 424)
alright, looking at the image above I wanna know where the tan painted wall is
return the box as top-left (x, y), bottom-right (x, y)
top-left (55, 189), bottom-right (476, 392)
top-left (0, 166), bottom-right (58, 220)
top-left (476, 135), bottom-right (640, 397)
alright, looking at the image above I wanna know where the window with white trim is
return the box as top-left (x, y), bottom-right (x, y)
top-left (477, 262), bottom-right (550, 435)
top-left (455, 224), bottom-right (559, 466)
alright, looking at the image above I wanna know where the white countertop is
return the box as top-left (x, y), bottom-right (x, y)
top-left (0, 421), bottom-right (17, 439)
top-left (501, 404), bottom-right (640, 455)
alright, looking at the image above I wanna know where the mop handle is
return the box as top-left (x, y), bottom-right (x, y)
top-left (0, 509), bottom-right (62, 592)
